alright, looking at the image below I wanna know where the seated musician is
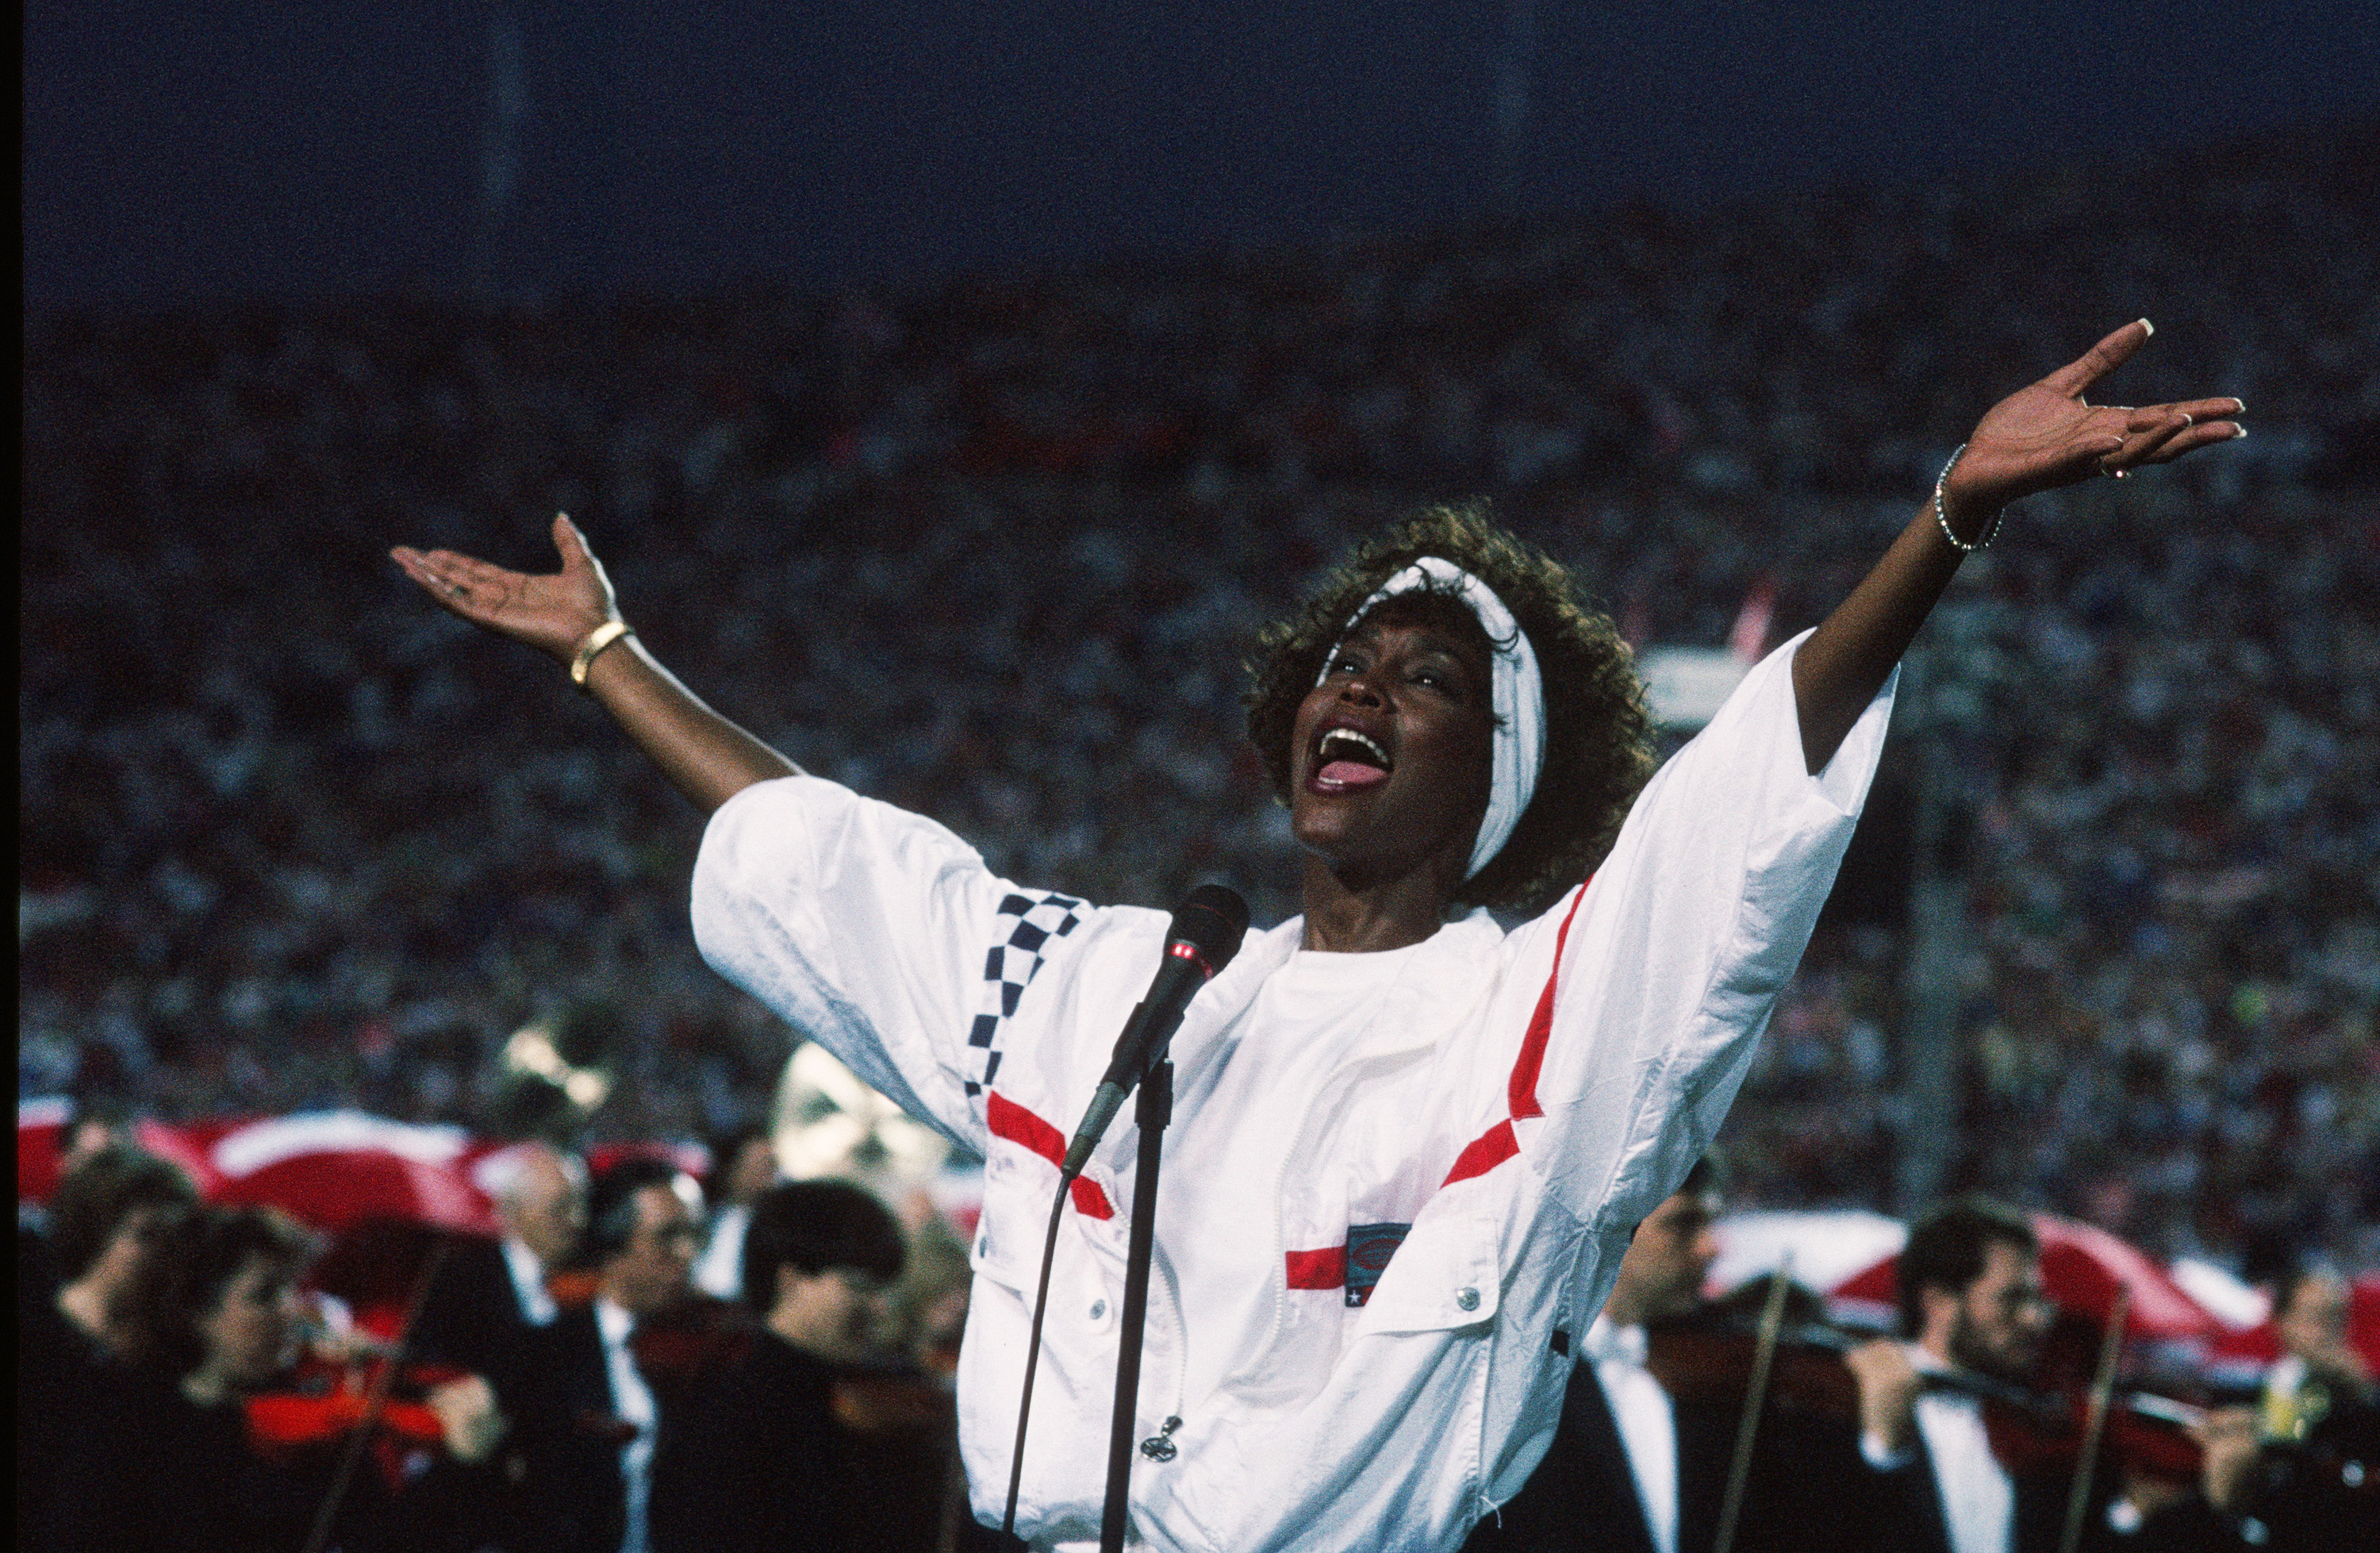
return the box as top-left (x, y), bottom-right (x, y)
top-left (2203, 1263), bottom-right (2378, 1552)
top-left (413, 1140), bottom-right (589, 1411)
top-left (512, 1156), bottom-right (722, 1553)
top-left (21, 1144), bottom-right (200, 1547)
top-left (650, 1178), bottom-right (908, 1553)
top-left (52, 1203), bottom-right (509, 1553)
top-left (1845, 1195), bottom-right (2108, 1553)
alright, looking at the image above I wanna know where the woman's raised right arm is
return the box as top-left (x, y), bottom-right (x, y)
top-left (391, 513), bottom-right (798, 816)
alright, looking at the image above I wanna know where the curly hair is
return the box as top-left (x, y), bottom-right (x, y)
top-left (1244, 505), bottom-right (1654, 915)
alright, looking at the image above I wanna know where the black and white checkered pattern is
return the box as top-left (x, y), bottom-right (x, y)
top-left (963, 891), bottom-right (1084, 1096)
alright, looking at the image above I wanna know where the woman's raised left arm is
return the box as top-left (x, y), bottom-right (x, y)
top-left (1791, 319), bottom-right (2245, 771)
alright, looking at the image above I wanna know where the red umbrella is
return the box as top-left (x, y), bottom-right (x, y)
top-left (1832, 1213), bottom-right (2225, 1344)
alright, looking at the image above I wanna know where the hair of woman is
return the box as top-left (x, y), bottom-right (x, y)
top-left (1243, 504), bottom-right (1655, 914)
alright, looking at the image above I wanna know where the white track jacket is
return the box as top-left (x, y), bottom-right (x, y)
top-left (691, 632), bottom-right (1894, 1551)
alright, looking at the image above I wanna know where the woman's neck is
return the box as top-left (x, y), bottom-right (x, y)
top-left (1298, 857), bottom-right (1454, 952)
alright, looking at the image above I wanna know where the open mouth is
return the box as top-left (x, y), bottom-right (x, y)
top-left (1312, 728), bottom-right (1392, 792)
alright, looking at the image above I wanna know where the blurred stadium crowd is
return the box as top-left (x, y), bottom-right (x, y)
top-left (20, 122), bottom-right (2378, 1279)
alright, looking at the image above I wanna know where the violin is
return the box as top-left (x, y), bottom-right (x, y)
top-left (621, 1292), bottom-right (950, 1435)
top-left (627, 1291), bottom-right (762, 1405)
top-left (544, 1265), bottom-right (603, 1309)
top-left (1644, 1285), bottom-right (2209, 1483)
top-left (543, 1267), bottom-right (767, 1378)
top-left (243, 1347), bottom-right (477, 1486)
top-left (831, 1360), bottom-right (955, 1436)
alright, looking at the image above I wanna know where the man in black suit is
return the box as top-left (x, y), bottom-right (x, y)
top-left (512, 1157), bottom-right (703, 1553)
top-left (1468, 1155), bottom-right (1840, 1553)
top-left (1843, 1195), bottom-right (2105, 1553)
top-left (650, 1178), bottom-right (908, 1553)
top-left (414, 1142), bottom-right (587, 1407)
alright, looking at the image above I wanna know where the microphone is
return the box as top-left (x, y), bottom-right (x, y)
top-left (1059, 884), bottom-right (1248, 1180)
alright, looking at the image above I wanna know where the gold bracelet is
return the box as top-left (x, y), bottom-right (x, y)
top-left (570, 620), bottom-right (634, 688)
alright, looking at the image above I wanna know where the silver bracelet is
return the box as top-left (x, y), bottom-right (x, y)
top-left (1933, 443), bottom-right (2004, 553)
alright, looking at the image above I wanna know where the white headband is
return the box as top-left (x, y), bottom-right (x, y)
top-left (1320, 556), bottom-right (1545, 880)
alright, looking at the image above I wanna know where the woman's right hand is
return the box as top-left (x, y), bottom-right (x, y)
top-left (394, 510), bottom-right (800, 812)
top-left (390, 513), bottom-right (619, 666)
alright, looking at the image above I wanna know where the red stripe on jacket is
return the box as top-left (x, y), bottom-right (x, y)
top-left (987, 1091), bottom-right (1115, 1219)
top-left (1442, 879), bottom-right (1591, 1187)
top-left (1284, 1245), bottom-right (1347, 1289)
top-left (1284, 879), bottom-right (1598, 1289)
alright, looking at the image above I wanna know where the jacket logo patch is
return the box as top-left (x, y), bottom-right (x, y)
top-left (1344, 1222), bottom-right (1411, 1308)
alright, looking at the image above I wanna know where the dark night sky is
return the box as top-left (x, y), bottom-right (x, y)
top-left (24, 1), bottom-right (2380, 313)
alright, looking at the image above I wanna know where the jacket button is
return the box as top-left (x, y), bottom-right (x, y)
top-left (1089, 1300), bottom-right (1107, 1321)
top-left (1455, 1287), bottom-right (1480, 1312)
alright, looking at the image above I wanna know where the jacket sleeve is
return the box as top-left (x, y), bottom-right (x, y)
top-left (690, 775), bottom-right (1035, 1155)
top-left (1518, 624), bottom-right (1896, 1229)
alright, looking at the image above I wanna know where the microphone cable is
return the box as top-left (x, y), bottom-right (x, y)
top-left (999, 1174), bottom-right (1073, 1547)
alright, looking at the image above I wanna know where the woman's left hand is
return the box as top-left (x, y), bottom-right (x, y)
top-left (1941, 319), bottom-right (2246, 532)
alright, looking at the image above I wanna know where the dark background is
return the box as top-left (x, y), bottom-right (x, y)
top-left (26, 0), bottom-right (2380, 313)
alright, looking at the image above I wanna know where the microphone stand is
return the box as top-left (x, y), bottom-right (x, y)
top-left (1098, 1057), bottom-right (1174, 1553)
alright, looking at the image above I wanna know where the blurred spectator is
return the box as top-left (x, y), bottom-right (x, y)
top-left (16, 120), bottom-right (2378, 1275)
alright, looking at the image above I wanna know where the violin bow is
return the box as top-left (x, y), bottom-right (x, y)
top-left (299, 1231), bottom-right (456, 1553)
top-left (2056, 1286), bottom-right (2132, 1553)
top-left (1712, 1255), bottom-right (1795, 1553)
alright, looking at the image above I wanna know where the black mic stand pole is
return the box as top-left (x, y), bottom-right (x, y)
top-left (1097, 1057), bottom-right (1174, 1553)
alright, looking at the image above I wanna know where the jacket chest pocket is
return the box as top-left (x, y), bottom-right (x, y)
top-left (1350, 1205), bottom-right (1502, 1336)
